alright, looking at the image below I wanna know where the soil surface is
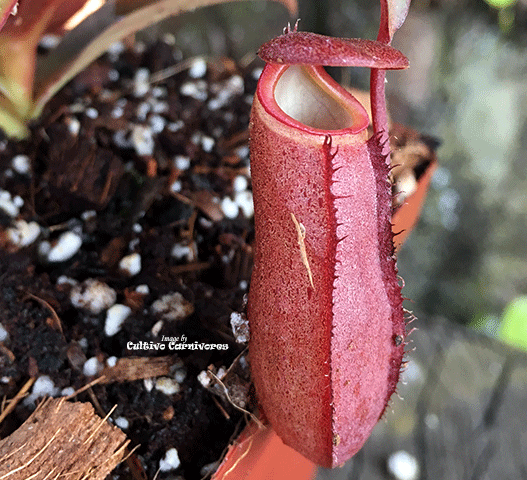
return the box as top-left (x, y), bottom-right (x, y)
top-left (0, 39), bottom-right (257, 480)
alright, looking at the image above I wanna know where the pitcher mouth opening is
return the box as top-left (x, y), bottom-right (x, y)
top-left (257, 63), bottom-right (369, 135)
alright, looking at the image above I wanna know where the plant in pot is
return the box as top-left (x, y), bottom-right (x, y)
top-left (0, 0), bottom-right (436, 478)
top-left (215, 0), bottom-right (438, 477)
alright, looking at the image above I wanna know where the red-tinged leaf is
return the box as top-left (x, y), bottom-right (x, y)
top-left (0, 2), bottom-right (59, 115)
top-left (378, 0), bottom-right (411, 44)
top-left (0, 0), bottom-right (89, 36)
top-left (248, 63), bottom-right (405, 468)
top-left (386, 0), bottom-right (411, 36)
top-left (0, 0), bottom-right (89, 117)
top-left (259, 31), bottom-right (408, 69)
top-left (0, 0), bottom-right (18, 32)
top-left (31, 0), bottom-right (297, 119)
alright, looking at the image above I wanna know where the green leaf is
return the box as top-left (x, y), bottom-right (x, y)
top-left (484, 0), bottom-right (517, 8)
top-left (499, 296), bottom-right (527, 351)
top-left (0, 95), bottom-right (29, 138)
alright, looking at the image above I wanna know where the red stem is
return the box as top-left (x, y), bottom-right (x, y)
top-left (370, 68), bottom-right (388, 152)
top-left (370, 0), bottom-right (393, 159)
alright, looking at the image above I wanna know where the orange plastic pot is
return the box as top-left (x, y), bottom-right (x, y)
top-left (212, 420), bottom-right (317, 480)
top-left (392, 159), bottom-right (437, 250)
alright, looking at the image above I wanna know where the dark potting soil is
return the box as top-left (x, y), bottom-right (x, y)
top-left (0, 39), bottom-right (257, 480)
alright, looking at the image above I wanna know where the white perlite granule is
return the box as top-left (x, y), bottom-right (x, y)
top-left (159, 448), bottom-right (181, 471)
top-left (104, 304), bottom-right (132, 336)
top-left (155, 377), bottom-right (180, 395)
top-left (119, 253), bottom-right (141, 276)
top-left (40, 231), bottom-right (82, 263)
top-left (230, 312), bottom-right (249, 343)
top-left (151, 292), bottom-right (194, 321)
top-left (83, 357), bottom-right (103, 377)
top-left (70, 279), bottom-right (117, 314)
top-left (7, 220), bottom-right (41, 248)
top-left (11, 154), bottom-right (31, 174)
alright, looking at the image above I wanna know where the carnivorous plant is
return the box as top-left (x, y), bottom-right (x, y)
top-left (248, 0), bottom-right (412, 467)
